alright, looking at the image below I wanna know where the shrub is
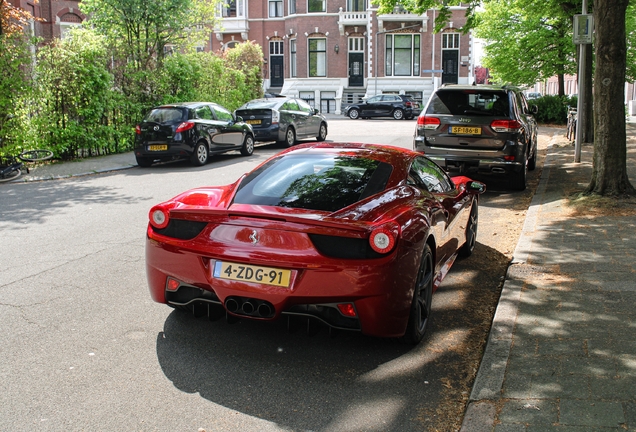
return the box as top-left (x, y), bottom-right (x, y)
top-left (531, 95), bottom-right (577, 124)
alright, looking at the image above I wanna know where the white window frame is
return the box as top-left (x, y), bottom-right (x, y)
top-left (308, 38), bottom-right (326, 77)
top-left (289, 0), bottom-right (296, 14)
top-left (269, 0), bottom-right (283, 17)
top-left (442, 33), bottom-right (460, 49)
top-left (385, 33), bottom-right (420, 77)
top-left (290, 39), bottom-right (297, 77)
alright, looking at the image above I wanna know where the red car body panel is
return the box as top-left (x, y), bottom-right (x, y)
top-left (145, 142), bottom-right (484, 338)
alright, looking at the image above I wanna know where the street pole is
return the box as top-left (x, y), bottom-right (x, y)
top-left (574, 0), bottom-right (588, 163)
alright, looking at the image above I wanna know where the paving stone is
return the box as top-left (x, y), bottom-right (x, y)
top-left (498, 399), bottom-right (558, 425)
top-left (589, 376), bottom-right (636, 399)
top-left (507, 355), bottom-right (561, 376)
top-left (494, 424), bottom-right (527, 432)
top-left (560, 356), bottom-right (617, 376)
top-left (559, 400), bottom-right (625, 427)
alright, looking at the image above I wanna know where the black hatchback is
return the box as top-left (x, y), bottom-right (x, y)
top-left (134, 102), bottom-right (255, 167)
top-left (343, 94), bottom-right (415, 120)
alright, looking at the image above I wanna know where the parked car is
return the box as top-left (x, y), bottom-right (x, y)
top-left (235, 96), bottom-right (328, 147)
top-left (145, 142), bottom-right (485, 344)
top-left (413, 84), bottom-right (538, 191)
top-left (343, 94), bottom-right (415, 120)
top-left (526, 92), bottom-right (542, 100)
top-left (134, 102), bottom-right (255, 167)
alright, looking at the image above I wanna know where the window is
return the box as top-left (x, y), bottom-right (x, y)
top-left (222, 0), bottom-right (237, 17)
top-left (409, 157), bottom-right (453, 193)
top-left (212, 105), bottom-right (233, 121)
top-left (442, 33), bottom-right (460, 49)
top-left (290, 39), bottom-right (297, 77)
top-left (308, 0), bottom-right (326, 13)
top-left (385, 34), bottom-right (420, 77)
top-left (308, 38), bottom-right (326, 77)
top-left (348, 37), bottom-right (365, 52)
top-left (289, 0), bottom-right (296, 14)
top-left (269, 0), bottom-right (283, 17)
top-left (194, 106), bottom-right (214, 120)
top-left (297, 98), bottom-right (313, 113)
top-left (299, 92), bottom-right (315, 108)
top-left (270, 41), bottom-right (284, 55)
top-left (347, 0), bottom-right (365, 11)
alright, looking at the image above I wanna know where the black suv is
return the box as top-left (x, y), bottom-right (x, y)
top-left (134, 102), bottom-right (255, 167)
top-left (344, 94), bottom-right (415, 120)
top-left (413, 84), bottom-right (538, 190)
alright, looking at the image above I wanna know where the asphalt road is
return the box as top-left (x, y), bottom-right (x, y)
top-left (0, 118), bottom-right (550, 431)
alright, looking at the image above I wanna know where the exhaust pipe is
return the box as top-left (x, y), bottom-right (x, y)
top-left (492, 167), bottom-right (506, 173)
top-left (225, 298), bottom-right (239, 313)
top-left (258, 303), bottom-right (273, 317)
top-left (242, 300), bottom-right (255, 314)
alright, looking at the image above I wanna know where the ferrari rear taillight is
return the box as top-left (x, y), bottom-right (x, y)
top-left (369, 221), bottom-right (399, 254)
top-left (490, 119), bottom-right (521, 133)
top-left (149, 205), bottom-right (170, 229)
top-left (417, 116), bottom-right (441, 130)
top-left (175, 121), bottom-right (195, 133)
top-left (337, 303), bottom-right (357, 317)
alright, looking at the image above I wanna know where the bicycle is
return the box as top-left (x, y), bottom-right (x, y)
top-left (0, 149), bottom-right (54, 183)
top-left (566, 107), bottom-right (577, 141)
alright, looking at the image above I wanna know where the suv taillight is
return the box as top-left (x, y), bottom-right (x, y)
top-left (490, 119), bottom-right (521, 133)
top-left (175, 121), bottom-right (195, 133)
top-left (417, 116), bottom-right (441, 130)
top-left (135, 125), bottom-right (141, 135)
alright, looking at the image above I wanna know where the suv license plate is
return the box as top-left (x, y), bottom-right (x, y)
top-left (450, 126), bottom-right (481, 135)
top-left (213, 261), bottom-right (291, 287)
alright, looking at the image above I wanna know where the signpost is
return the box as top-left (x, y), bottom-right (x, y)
top-left (574, 5), bottom-right (593, 163)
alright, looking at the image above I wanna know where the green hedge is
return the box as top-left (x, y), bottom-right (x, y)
top-left (530, 95), bottom-right (578, 124)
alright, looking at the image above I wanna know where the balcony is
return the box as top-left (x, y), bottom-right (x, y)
top-left (377, 7), bottom-right (428, 33)
top-left (338, 8), bottom-right (368, 35)
top-left (213, 0), bottom-right (249, 40)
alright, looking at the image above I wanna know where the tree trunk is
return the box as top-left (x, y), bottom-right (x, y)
top-left (585, 0), bottom-right (636, 196)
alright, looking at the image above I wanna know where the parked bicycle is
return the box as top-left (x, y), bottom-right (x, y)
top-left (566, 106), bottom-right (577, 141)
top-left (0, 149), bottom-right (54, 183)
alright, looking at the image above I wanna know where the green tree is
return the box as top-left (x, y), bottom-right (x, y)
top-left (474, 1), bottom-right (576, 95)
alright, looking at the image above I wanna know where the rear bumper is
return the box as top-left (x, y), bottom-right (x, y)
top-left (251, 125), bottom-right (282, 142)
top-left (134, 142), bottom-right (193, 160)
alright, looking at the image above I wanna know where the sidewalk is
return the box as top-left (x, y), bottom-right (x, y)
top-left (462, 122), bottom-right (636, 431)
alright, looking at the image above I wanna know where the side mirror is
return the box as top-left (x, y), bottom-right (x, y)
top-left (313, 107), bottom-right (320, 115)
top-left (468, 181), bottom-right (486, 194)
top-left (531, 105), bottom-right (538, 115)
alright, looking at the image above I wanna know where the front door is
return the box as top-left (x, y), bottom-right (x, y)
top-left (441, 50), bottom-right (459, 84)
top-left (270, 56), bottom-right (284, 88)
top-left (348, 53), bottom-right (364, 87)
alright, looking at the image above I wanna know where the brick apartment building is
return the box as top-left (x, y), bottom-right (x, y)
top-left (10, 0), bottom-right (478, 115)
top-left (213, 1), bottom-right (477, 114)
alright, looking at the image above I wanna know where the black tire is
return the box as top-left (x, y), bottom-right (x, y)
top-left (136, 156), bottom-right (153, 168)
top-left (316, 123), bottom-right (328, 141)
top-left (459, 203), bottom-right (478, 258)
top-left (190, 141), bottom-right (209, 166)
top-left (528, 145), bottom-right (537, 171)
top-left (19, 149), bottom-right (53, 162)
top-left (348, 108), bottom-right (360, 120)
top-left (0, 166), bottom-right (21, 183)
top-left (393, 109), bottom-right (404, 120)
top-left (401, 244), bottom-right (434, 345)
top-left (512, 157), bottom-right (527, 191)
top-left (240, 134), bottom-right (255, 156)
top-left (278, 127), bottom-right (296, 147)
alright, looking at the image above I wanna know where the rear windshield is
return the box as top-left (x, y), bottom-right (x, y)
top-left (238, 100), bottom-right (279, 110)
top-left (427, 90), bottom-right (509, 116)
top-left (234, 154), bottom-right (393, 212)
top-left (144, 108), bottom-right (186, 123)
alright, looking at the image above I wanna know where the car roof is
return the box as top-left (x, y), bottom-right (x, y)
top-left (437, 84), bottom-right (522, 93)
top-left (276, 142), bottom-right (420, 165)
top-left (156, 102), bottom-right (223, 109)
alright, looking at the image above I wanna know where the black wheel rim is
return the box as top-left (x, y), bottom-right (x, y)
top-left (466, 206), bottom-right (477, 251)
top-left (415, 252), bottom-right (433, 334)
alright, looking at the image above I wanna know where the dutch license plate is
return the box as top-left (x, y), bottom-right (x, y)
top-left (246, 119), bottom-right (261, 125)
top-left (148, 144), bottom-right (168, 151)
top-left (213, 261), bottom-right (291, 288)
top-left (450, 126), bottom-right (481, 135)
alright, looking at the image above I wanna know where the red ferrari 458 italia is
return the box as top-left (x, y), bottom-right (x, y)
top-left (145, 142), bottom-right (485, 344)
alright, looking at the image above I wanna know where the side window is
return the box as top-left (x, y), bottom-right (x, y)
top-left (212, 105), bottom-right (233, 122)
top-left (283, 100), bottom-right (299, 111)
top-left (410, 157), bottom-right (453, 193)
top-left (195, 106), bottom-right (214, 120)
top-left (367, 95), bottom-right (382, 103)
top-left (296, 98), bottom-right (312, 113)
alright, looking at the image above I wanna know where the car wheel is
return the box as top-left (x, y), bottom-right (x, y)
top-left (528, 145), bottom-right (537, 171)
top-left (135, 156), bottom-right (153, 168)
top-left (240, 134), bottom-right (255, 156)
top-left (348, 109), bottom-right (360, 120)
top-left (316, 123), bottom-right (328, 141)
top-left (190, 141), bottom-right (209, 166)
top-left (279, 127), bottom-right (296, 147)
top-left (512, 157), bottom-right (527, 191)
top-left (393, 109), bottom-right (404, 120)
top-left (459, 203), bottom-right (478, 258)
top-left (401, 244), bottom-right (434, 345)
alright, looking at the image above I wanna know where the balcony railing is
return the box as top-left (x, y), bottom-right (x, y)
top-left (338, 8), bottom-right (369, 35)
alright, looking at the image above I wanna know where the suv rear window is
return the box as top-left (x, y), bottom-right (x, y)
top-left (427, 90), bottom-right (509, 116)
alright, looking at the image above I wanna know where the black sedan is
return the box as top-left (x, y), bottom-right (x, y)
top-left (343, 94), bottom-right (415, 120)
top-left (134, 102), bottom-right (255, 167)
top-left (235, 97), bottom-right (328, 147)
